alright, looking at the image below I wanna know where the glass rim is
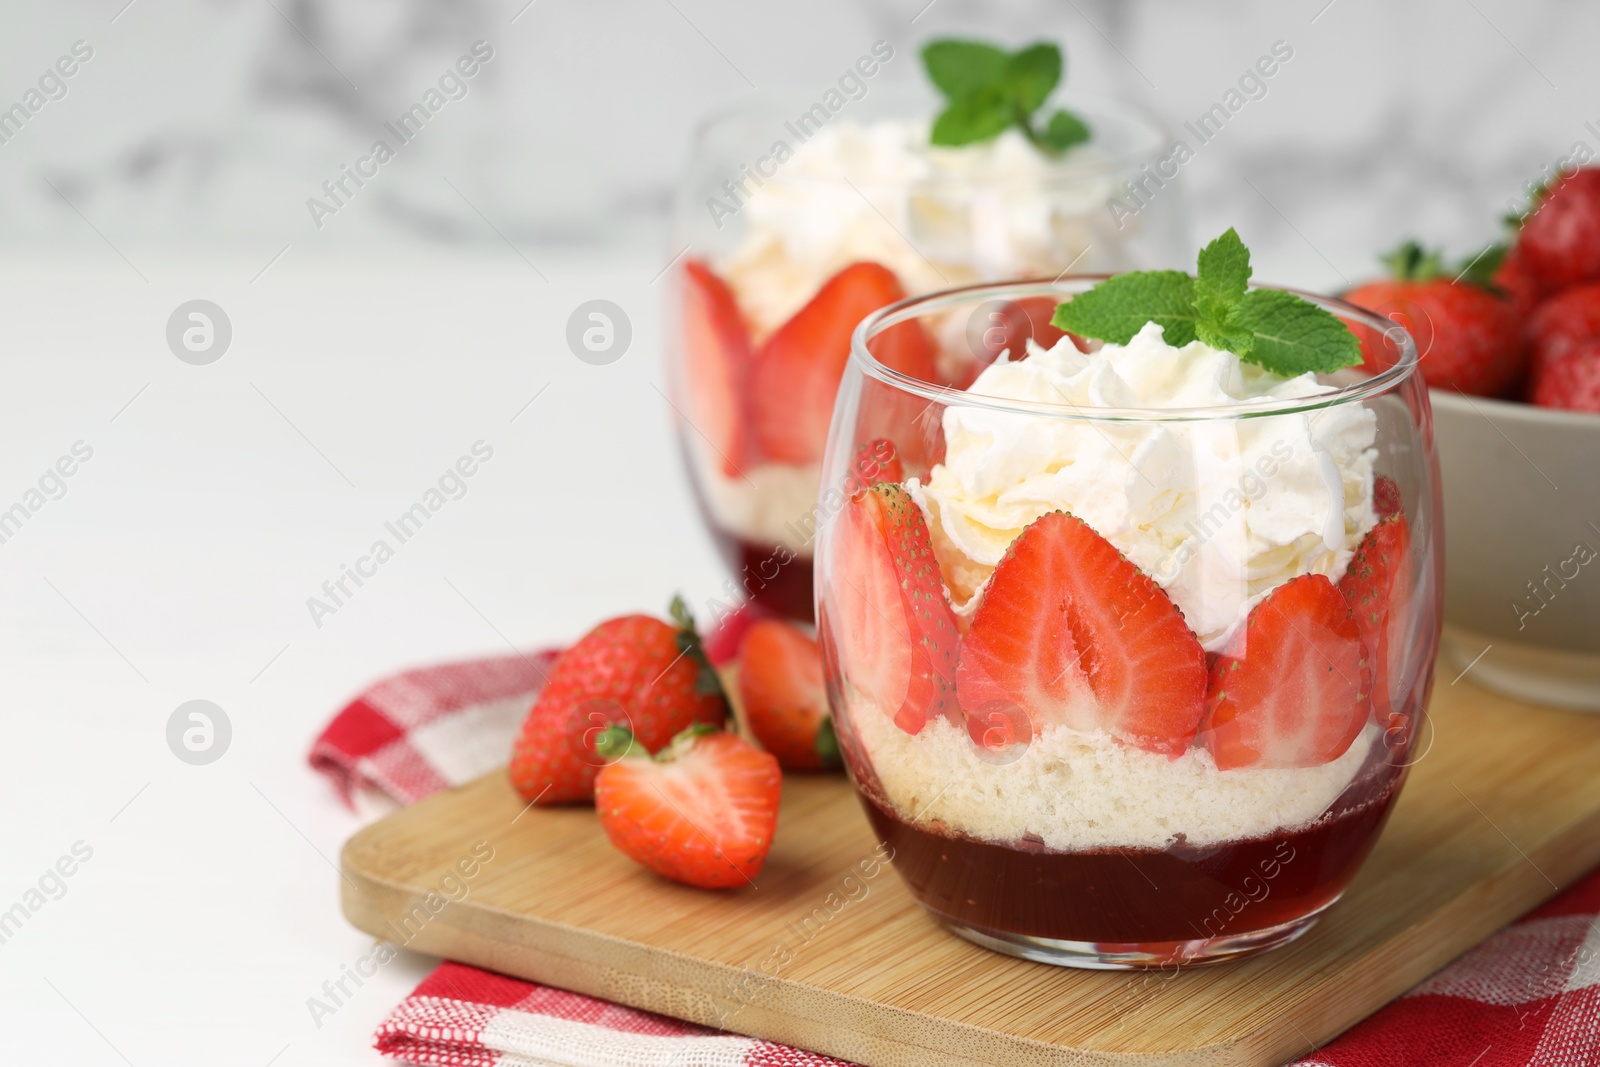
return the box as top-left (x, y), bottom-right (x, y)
top-left (688, 86), bottom-right (1174, 189)
top-left (849, 277), bottom-right (1420, 423)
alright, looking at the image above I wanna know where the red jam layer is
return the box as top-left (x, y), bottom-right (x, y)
top-left (858, 765), bottom-right (1403, 946)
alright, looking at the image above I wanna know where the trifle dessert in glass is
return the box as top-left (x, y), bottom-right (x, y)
top-left (667, 39), bottom-right (1186, 621)
top-left (814, 231), bottom-right (1441, 968)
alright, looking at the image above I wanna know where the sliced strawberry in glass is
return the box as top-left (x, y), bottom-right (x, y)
top-left (681, 259), bottom-right (755, 476)
top-left (1201, 573), bottom-right (1372, 771)
top-left (1338, 514), bottom-right (1412, 722)
top-left (750, 262), bottom-right (935, 465)
top-left (826, 483), bottom-right (958, 734)
top-left (955, 511), bottom-right (1207, 757)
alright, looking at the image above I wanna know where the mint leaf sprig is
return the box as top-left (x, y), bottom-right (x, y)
top-left (1050, 228), bottom-right (1363, 377)
top-left (921, 39), bottom-right (1090, 155)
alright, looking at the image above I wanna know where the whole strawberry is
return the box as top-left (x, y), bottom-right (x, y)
top-left (1492, 241), bottom-right (1543, 319)
top-left (1516, 168), bottom-right (1600, 291)
top-left (1528, 282), bottom-right (1600, 373)
top-left (1345, 242), bottom-right (1526, 397)
top-left (1530, 340), bottom-right (1600, 414)
top-left (509, 597), bottom-right (728, 804)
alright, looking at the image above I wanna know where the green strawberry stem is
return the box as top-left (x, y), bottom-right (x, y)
top-left (668, 593), bottom-right (733, 715)
top-left (1379, 241), bottom-right (1446, 283)
top-left (593, 725), bottom-right (640, 762)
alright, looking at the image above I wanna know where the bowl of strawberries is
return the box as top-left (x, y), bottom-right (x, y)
top-left (1345, 167), bottom-right (1600, 710)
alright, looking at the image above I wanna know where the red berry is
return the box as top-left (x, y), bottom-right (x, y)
top-left (1346, 266), bottom-right (1526, 397)
top-left (595, 727), bottom-right (781, 890)
top-left (738, 620), bottom-right (838, 772)
top-left (1528, 282), bottom-right (1600, 374)
top-left (824, 483), bottom-right (959, 735)
top-left (748, 263), bottom-right (936, 465)
top-left (1517, 168), bottom-right (1600, 291)
top-left (1338, 516), bottom-right (1413, 722)
top-left (1493, 242), bottom-right (1544, 319)
top-left (851, 438), bottom-right (904, 485)
top-left (1530, 341), bottom-right (1600, 413)
top-left (1200, 574), bottom-right (1372, 771)
top-left (509, 607), bottom-right (727, 804)
top-left (955, 512), bottom-right (1208, 757)
top-left (680, 261), bottom-right (756, 476)
top-left (1373, 475), bottom-right (1403, 521)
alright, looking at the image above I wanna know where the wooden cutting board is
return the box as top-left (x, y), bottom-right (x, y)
top-left (340, 661), bottom-right (1600, 1066)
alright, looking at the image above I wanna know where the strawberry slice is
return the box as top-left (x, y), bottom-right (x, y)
top-left (1201, 574), bottom-right (1372, 771)
top-left (852, 438), bottom-right (904, 485)
top-left (1373, 475), bottom-right (1403, 521)
top-left (824, 483), bottom-right (959, 734)
top-left (749, 262), bottom-right (935, 464)
top-left (738, 619), bottom-right (839, 772)
top-left (680, 260), bottom-right (755, 476)
top-left (1338, 515), bottom-right (1412, 721)
top-left (594, 726), bottom-right (781, 890)
top-left (955, 512), bottom-right (1207, 757)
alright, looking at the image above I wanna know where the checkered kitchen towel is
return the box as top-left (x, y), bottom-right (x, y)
top-left (310, 607), bottom-right (1600, 1067)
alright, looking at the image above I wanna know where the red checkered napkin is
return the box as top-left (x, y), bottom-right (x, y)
top-left (372, 961), bottom-right (851, 1067)
top-left (310, 609), bottom-right (1600, 1067)
top-left (1287, 873), bottom-right (1600, 1067)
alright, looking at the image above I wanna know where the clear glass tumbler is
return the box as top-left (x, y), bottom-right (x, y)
top-left (813, 278), bottom-right (1441, 968)
top-left (665, 85), bottom-right (1186, 621)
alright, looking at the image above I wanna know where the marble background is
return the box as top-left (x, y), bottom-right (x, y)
top-left (3, 0), bottom-right (1598, 289)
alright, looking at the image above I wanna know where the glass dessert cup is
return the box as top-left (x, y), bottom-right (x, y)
top-left (665, 85), bottom-right (1187, 622)
top-left (814, 279), bottom-right (1442, 969)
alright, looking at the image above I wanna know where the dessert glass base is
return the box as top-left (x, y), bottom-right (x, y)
top-left (944, 904), bottom-right (1331, 970)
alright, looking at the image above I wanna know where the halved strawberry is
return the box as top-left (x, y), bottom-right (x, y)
top-left (955, 512), bottom-right (1207, 757)
top-left (681, 260), bottom-right (755, 476)
top-left (824, 483), bottom-right (959, 734)
top-left (594, 725), bottom-right (781, 890)
top-left (1338, 515), bottom-right (1412, 721)
top-left (748, 262), bottom-right (935, 464)
top-left (1201, 574), bottom-right (1372, 771)
top-left (738, 619), bottom-right (839, 772)
top-left (852, 438), bottom-right (904, 485)
top-left (1373, 475), bottom-right (1403, 521)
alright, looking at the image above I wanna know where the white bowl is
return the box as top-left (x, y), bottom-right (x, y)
top-left (1430, 390), bottom-right (1600, 709)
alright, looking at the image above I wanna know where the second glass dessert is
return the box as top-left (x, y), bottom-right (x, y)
top-left (667, 66), bottom-right (1185, 621)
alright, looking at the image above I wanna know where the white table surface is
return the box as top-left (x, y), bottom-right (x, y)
top-left (0, 239), bottom-right (733, 1066)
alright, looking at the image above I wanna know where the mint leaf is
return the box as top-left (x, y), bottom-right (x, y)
top-left (921, 40), bottom-right (1009, 98)
top-left (921, 38), bottom-right (1090, 156)
top-left (1001, 43), bottom-right (1060, 112)
top-left (1051, 271), bottom-right (1199, 346)
top-left (1196, 316), bottom-right (1255, 358)
top-left (1192, 228), bottom-right (1253, 356)
top-left (1234, 288), bottom-right (1362, 375)
top-left (1194, 227), bottom-right (1251, 321)
top-left (931, 88), bottom-right (1014, 147)
top-left (1049, 228), bottom-right (1364, 377)
top-left (1039, 109), bottom-right (1090, 152)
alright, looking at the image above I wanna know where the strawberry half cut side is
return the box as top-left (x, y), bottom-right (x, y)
top-left (593, 726), bottom-right (781, 890)
top-left (1201, 573), bottom-right (1372, 771)
top-left (824, 483), bottom-right (959, 734)
top-left (955, 511), bottom-right (1207, 757)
